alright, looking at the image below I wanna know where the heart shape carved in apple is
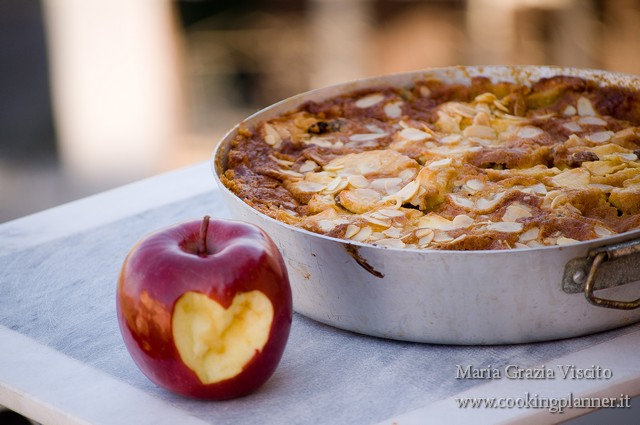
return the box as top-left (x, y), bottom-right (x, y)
top-left (172, 290), bottom-right (274, 384)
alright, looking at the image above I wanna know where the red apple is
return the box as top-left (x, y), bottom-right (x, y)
top-left (116, 216), bottom-right (292, 400)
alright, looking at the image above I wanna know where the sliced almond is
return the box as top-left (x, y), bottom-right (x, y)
top-left (271, 156), bottom-right (294, 167)
top-left (475, 92), bottom-right (498, 103)
top-left (615, 153), bottom-right (638, 161)
top-left (556, 236), bottom-right (578, 245)
top-left (486, 221), bottom-right (523, 233)
top-left (551, 168), bottom-right (591, 188)
top-left (399, 168), bottom-right (417, 181)
top-left (384, 101), bottom-right (403, 118)
top-left (355, 93), bottom-right (385, 108)
top-left (399, 127), bottom-right (432, 141)
top-left (578, 116), bottom-right (607, 126)
top-left (349, 133), bottom-right (387, 142)
top-left (308, 136), bottom-right (334, 148)
top-left (428, 158), bottom-right (453, 169)
top-left (463, 125), bottom-right (496, 139)
top-left (436, 111), bottom-right (461, 133)
top-left (299, 160), bottom-right (319, 173)
top-left (383, 226), bottom-right (403, 238)
top-left (562, 122), bottom-right (582, 133)
top-left (450, 102), bottom-right (478, 118)
top-left (363, 215), bottom-right (391, 228)
top-left (370, 177), bottom-right (402, 195)
top-left (502, 204), bottom-right (532, 222)
top-left (594, 225), bottom-right (613, 237)
top-left (449, 194), bottom-right (474, 209)
top-left (339, 188), bottom-right (382, 214)
top-left (394, 180), bottom-right (420, 202)
top-left (585, 131), bottom-right (614, 144)
top-left (263, 123), bottom-right (283, 147)
top-left (432, 230), bottom-right (454, 242)
top-left (347, 174), bottom-right (369, 188)
top-left (415, 228), bottom-right (435, 238)
top-left (279, 169), bottom-right (304, 179)
top-left (418, 214), bottom-right (474, 231)
top-left (374, 238), bottom-right (406, 248)
top-left (418, 232), bottom-right (435, 246)
top-left (351, 226), bottom-right (373, 242)
top-left (344, 224), bottom-right (361, 239)
top-left (296, 181), bottom-right (326, 193)
top-left (317, 219), bottom-right (343, 233)
top-left (476, 192), bottom-right (506, 211)
top-left (529, 183), bottom-right (548, 195)
top-left (325, 177), bottom-right (347, 193)
top-left (517, 126), bottom-right (544, 139)
top-left (518, 227), bottom-right (540, 242)
top-left (563, 105), bottom-right (577, 116)
top-left (378, 208), bottom-right (406, 218)
top-left (439, 134), bottom-right (462, 144)
top-left (577, 96), bottom-right (596, 116)
top-left (464, 179), bottom-right (485, 192)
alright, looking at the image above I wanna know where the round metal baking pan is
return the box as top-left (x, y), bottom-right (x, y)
top-left (212, 65), bottom-right (640, 344)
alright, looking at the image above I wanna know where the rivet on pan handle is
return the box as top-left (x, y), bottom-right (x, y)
top-left (563, 238), bottom-right (640, 310)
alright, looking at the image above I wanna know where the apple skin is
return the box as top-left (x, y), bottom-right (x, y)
top-left (116, 217), bottom-right (293, 400)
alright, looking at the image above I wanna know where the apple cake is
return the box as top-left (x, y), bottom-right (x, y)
top-left (220, 75), bottom-right (640, 250)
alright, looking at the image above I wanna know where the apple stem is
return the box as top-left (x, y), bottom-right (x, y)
top-left (197, 215), bottom-right (210, 257)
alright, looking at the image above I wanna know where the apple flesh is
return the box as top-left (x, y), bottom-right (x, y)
top-left (116, 216), bottom-right (292, 400)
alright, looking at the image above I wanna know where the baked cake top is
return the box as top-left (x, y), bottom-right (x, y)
top-left (221, 75), bottom-right (640, 250)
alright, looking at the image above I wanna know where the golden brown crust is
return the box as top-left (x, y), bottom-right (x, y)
top-left (221, 75), bottom-right (640, 250)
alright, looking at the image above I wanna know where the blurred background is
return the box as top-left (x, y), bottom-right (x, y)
top-left (2, 0), bottom-right (640, 223)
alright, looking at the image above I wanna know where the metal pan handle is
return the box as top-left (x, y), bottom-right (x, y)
top-left (563, 238), bottom-right (640, 310)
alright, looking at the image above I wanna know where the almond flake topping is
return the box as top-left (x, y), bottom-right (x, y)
top-left (347, 175), bottom-right (369, 188)
top-left (351, 226), bottom-right (373, 242)
top-left (464, 179), bottom-right (485, 192)
top-left (344, 224), bottom-right (361, 239)
top-left (517, 126), bottom-right (544, 139)
top-left (433, 230), bottom-right (454, 242)
top-left (577, 97), bottom-right (596, 116)
top-left (297, 182), bottom-right (326, 193)
top-left (486, 221), bottom-right (523, 233)
top-left (463, 125), bottom-right (496, 139)
top-left (563, 122), bottom-right (582, 133)
top-left (418, 214), bottom-right (474, 231)
top-left (578, 116), bottom-right (607, 126)
top-left (399, 128), bottom-right (432, 141)
top-left (428, 158), bottom-right (453, 169)
top-left (355, 93), bottom-right (385, 108)
top-left (374, 238), bottom-right (406, 248)
top-left (586, 131), bottom-right (614, 144)
top-left (384, 101), bottom-right (403, 118)
top-left (556, 236), bottom-right (579, 245)
top-left (394, 180), bottom-right (420, 202)
top-left (502, 204), bottom-right (532, 222)
top-left (299, 160), bottom-right (319, 173)
top-left (263, 124), bottom-right (283, 146)
top-left (449, 194), bottom-right (474, 209)
top-left (518, 227), bottom-right (540, 242)
top-left (440, 134), bottom-right (462, 144)
top-left (349, 133), bottom-right (388, 142)
top-left (225, 74), bottom-right (640, 251)
top-left (476, 192), bottom-right (506, 211)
